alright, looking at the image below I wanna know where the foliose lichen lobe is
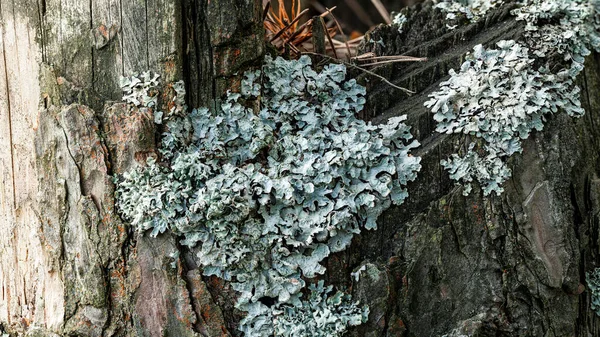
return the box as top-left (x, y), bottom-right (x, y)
top-left (587, 268), bottom-right (600, 316)
top-left (116, 55), bottom-right (421, 335)
top-left (426, 0), bottom-right (600, 195)
top-left (435, 0), bottom-right (505, 26)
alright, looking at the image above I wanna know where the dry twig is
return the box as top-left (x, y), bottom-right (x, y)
top-left (303, 51), bottom-right (417, 95)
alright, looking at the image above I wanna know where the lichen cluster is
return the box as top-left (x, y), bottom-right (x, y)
top-left (434, 0), bottom-right (504, 27)
top-left (248, 280), bottom-right (369, 337)
top-left (587, 268), bottom-right (600, 316)
top-left (116, 55), bottom-right (421, 335)
top-left (427, 0), bottom-right (600, 195)
top-left (119, 71), bottom-right (160, 108)
top-left (393, 13), bottom-right (408, 33)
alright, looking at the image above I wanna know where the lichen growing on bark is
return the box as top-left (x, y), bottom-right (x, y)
top-left (426, 0), bottom-right (600, 195)
top-left (434, 0), bottom-right (503, 25)
top-left (115, 56), bottom-right (421, 335)
top-left (586, 268), bottom-right (600, 316)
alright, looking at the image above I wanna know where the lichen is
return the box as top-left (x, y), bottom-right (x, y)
top-left (351, 265), bottom-right (367, 282)
top-left (392, 13), bottom-right (408, 34)
top-left (586, 268), bottom-right (600, 316)
top-left (116, 55), bottom-right (421, 335)
top-left (426, 0), bottom-right (600, 195)
top-left (434, 0), bottom-right (504, 28)
top-left (119, 71), bottom-right (160, 108)
top-left (271, 281), bottom-right (369, 337)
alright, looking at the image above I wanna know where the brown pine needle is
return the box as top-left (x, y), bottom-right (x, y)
top-left (302, 52), bottom-right (416, 95)
top-left (262, 1), bottom-right (271, 21)
top-left (358, 58), bottom-right (427, 67)
top-left (324, 6), bottom-right (352, 60)
top-left (370, 0), bottom-right (392, 24)
top-left (282, 8), bottom-right (336, 46)
top-left (270, 8), bottom-right (310, 42)
top-left (321, 17), bottom-right (339, 59)
top-left (347, 35), bottom-right (365, 44)
top-left (353, 52), bottom-right (376, 60)
top-left (283, 21), bottom-right (311, 45)
top-left (291, 0), bottom-right (297, 21)
top-left (358, 55), bottom-right (426, 61)
top-left (288, 42), bottom-right (301, 54)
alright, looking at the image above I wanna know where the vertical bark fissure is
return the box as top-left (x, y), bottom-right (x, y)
top-left (119, 0), bottom-right (124, 76)
top-left (180, 0), bottom-right (191, 105)
top-left (206, 17), bottom-right (215, 106)
top-left (144, 0), bottom-right (149, 69)
top-left (174, 240), bottom-right (203, 336)
top-left (37, 0), bottom-right (47, 63)
top-left (0, 0), bottom-right (16, 208)
top-left (90, 0), bottom-right (94, 88)
top-left (437, 143), bottom-right (444, 193)
top-left (57, 122), bottom-right (86, 200)
top-left (60, 179), bottom-right (71, 323)
top-left (8, 228), bottom-right (15, 327)
top-left (582, 70), bottom-right (598, 148)
top-left (59, 0), bottom-right (63, 74)
top-left (101, 274), bottom-right (113, 335)
top-left (0, 1), bottom-right (15, 327)
top-left (21, 277), bottom-right (26, 311)
top-left (191, 0), bottom-right (202, 104)
top-left (197, 0), bottom-right (216, 106)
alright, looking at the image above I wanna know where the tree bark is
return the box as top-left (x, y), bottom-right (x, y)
top-left (0, 0), bottom-right (599, 336)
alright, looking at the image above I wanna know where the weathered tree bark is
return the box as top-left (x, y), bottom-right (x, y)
top-left (0, 0), bottom-right (599, 336)
top-left (0, 1), bottom-right (262, 336)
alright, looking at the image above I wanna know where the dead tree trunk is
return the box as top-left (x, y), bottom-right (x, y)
top-left (0, 0), bottom-right (599, 336)
top-left (0, 0), bottom-right (263, 336)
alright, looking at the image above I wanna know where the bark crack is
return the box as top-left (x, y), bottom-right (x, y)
top-left (582, 68), bottom-right (598, 149)
top-left (174, 241), bottom-right (204, 336)
top-left (57, 117), bottom-right (86, 201)
top-left (37, 0), bottom-right (47, 63)
top-left (144, 0), bottom-right (149, 69)
top-left (118, 0), bottom-right (124, 76)
top-left (0, 0), bottom-right (17, 208)
top-left (90, 0), bottom-right (94, 88)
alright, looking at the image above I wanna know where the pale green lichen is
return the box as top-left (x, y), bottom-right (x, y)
top-left (392, 13), bottom-right (408, 33)
top-left (119, 71), bottom-right (160, 108)
top-left (272, 281), bottom-right (369, 337)
top-left (586, 268), bottom-right (600, 316)
top-left (116, 55), bottom-right (421, 335)
top-left (240, 281), bottom-right (368, 337)
top-left (434, 0), bottom-right (504, 28)
top-left (350, 265), bottom-right (367, 282)
top-left (119, 72), bottom-right (186, 124)
top-left (426, 0), bottom-right (600, 195)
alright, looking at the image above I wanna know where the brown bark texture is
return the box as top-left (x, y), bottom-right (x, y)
top-left (0, 0), bottom-right (599, 336)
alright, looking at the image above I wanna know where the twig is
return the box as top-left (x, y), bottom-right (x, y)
top-left (262, 0), bottom-right (271, 21)
top-left (358, 58), bottom-right (426, 67)
top-left (356, 55), bottom-right (427, 61)
top-left (302, 51), bottom-right (415, 94)
top-left (370, 0), bottom-right (392, 24)
top-left (287, 41), bottom-right (301, 54)
top-left (321, 17), bottom-right (338, 59)
top-left (347, 35), bottom-right (365, 43)
top-left (353, 52), bottom-right (376, 60)
top-left (324, 6), bottom-right (352, 60)
top-left (270, 8), bottom-right (310, 42)
top-left (282, 8), bottom-right (335, 46)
